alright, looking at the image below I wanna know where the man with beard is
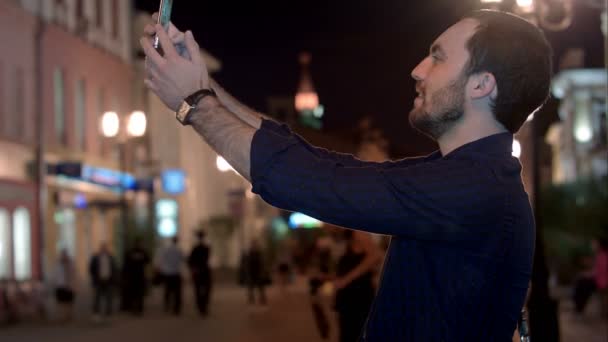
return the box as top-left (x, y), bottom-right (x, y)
top-left (140, 9), bottom-right (551, 341)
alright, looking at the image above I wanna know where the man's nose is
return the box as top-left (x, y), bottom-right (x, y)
top-left (411, 57), bottom-right (431, 82)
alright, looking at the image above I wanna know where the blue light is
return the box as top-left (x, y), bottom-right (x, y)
top-left (156, 199), bottom-right (178, 218)
top-left (158, 218), bottom-right (177, 237)
top-left (288, 212), bottom-right (322, 229)
top-left (161, 169), bottom-right (186, 195)
top-left (74, 193), bottom-right (87, 209)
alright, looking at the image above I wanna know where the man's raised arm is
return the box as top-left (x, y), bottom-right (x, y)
top-left (210, 78), bottom-right (267, 130)
top-left (141, 25), bottom-right (257, 181)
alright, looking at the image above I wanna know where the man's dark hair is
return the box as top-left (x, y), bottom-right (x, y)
top-left (464, 10), bottom-right (553, 133)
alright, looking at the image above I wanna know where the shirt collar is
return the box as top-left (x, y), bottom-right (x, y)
top-left (441, 132), bottom-right (514, 158)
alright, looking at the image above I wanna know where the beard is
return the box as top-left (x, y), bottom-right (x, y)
top-left (409, 75), bottom-right (467, 140)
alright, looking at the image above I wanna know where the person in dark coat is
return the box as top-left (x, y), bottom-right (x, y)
top-left (188, 230), bottom-right (212, 316)
top-left (123, 238), bottom-right (150, 315)
top-left (333, 230), bottom-right (381, 342)
top-left (89, 243), bottom-right (117, 321)
top-left (244, 240), bottom-right (268, 305)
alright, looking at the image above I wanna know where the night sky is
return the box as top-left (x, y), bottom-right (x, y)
top-left (135, 0), bottom-right (605, 157)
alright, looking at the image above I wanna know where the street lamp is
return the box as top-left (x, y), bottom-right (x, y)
top-left (216, 155), bottom-right (236, 173)
top-left (100, 110), bottom-right (147, 256)
top-left (512, 139), bottom-right (522, 158)
top-left (479, 0), bottom-right (575, 31)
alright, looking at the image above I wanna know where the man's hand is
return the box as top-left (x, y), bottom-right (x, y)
top-left (144, 13), bottom-right (190, 60)
top-left (140, 22), bottom-right (209, 111)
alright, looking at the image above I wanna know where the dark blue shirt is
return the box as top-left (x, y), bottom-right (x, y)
top-left (251, 119), bottom-right (535, 341)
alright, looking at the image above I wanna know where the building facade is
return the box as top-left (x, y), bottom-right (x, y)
top-left (0, 0), bottom-right (136, 285)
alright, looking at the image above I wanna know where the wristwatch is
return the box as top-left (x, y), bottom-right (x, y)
top-left (175, 88), bottom-right (217, 125)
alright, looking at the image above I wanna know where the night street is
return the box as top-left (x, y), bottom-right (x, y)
top-left (0, 277), bottom-right (326, 342)
top-left (0, 1), bottom-right (607, 341)
top-left (0, 277), bottom-right (606, 342)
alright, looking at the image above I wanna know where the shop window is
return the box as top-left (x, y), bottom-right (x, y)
top-left (0, 209), bottom-right (10, 279)
top-left (13, 207), bottom-right (31, 280)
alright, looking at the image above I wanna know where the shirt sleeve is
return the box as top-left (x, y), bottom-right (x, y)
top-left (259, 119), bottom-right (434, 169)
top-left (251, 121), bottom-right (498, 238)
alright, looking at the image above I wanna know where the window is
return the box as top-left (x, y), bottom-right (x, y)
top-left (14, 67), bottom-right (25, 140)
top-left (12, 207), bottom-right (31, 281)
top-left (53, 68), bottom-right (66, 145)
top-left (75, 0), bottom-right (84, 21)
top-left (111, 0), bottom-right (119, 39)
top-left (53, 0), bottom-right (68, 26)
top-left (0, 62), bottom-right (4, 136)
top-left (0, 209), bottom-right (10, 279)
top-left (95, 0), bottom-right (103, 28)
top-left (97, 87), bottom-right (106, 155)
top-left (75, 78), bottom-right (86, 151)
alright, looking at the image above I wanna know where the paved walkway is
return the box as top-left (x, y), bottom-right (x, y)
top-left (0, 277), bottom-right (332, 342)
top-left (0, 278), bottom-right (605, 342)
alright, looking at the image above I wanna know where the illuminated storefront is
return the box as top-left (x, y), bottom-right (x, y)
top-left (0, 180), bottom-right (38, 281)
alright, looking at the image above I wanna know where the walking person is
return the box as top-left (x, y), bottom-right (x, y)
top-left (159, 237), bottom-right (184, 315)
top-left (244, 240), bottom-right (268, 306)
top-left (123, 238), bottom-right (150, 316)
top-left (188, 230), bottom-right (212, 317)
top-left (141, 9), bottom-right (552, 339)
top-left (592, 237), bottom-right (608, 318)
top-left (89, 243), bottom-right (116, 322)
top-left (53, 249), bottom-right (76, 323)
top-left (333, 230), bottom-right (381, 342)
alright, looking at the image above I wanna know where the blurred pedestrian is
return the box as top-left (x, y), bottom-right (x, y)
top-left (89, 243), bottom-right (116, 322)
top-left (159, 236), bottom-right (184, 315)
top-left (592, 237), bottom-right (608, 318)
top-left (53, 249), bottom-right (76, 323)
top-left (333, 230), bottom-right (381, 342)
top-left (188, 230), bottom-right (212, 317)
top-left (243, 240), bottom-right (268, 306)
top-left (123, 238), bottom-right (150, 316)
top-left (276, 239), bottom-right (293, 294)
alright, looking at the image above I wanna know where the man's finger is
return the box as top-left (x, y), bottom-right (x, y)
top-left (152, 12), bottom-right (159, 22)
top-left (144, 78), bottom-right (158, 92)
top-left (147, 65), bottom-right (162, 83)
top-left (168, 22), bottom-right (184, 40)
top-left (145, 59), bottom-right (162, 80)
top-left (155, 24), bottom-right (179, 60)
top-left (140, 36), bottom-right (165, 67)
top-left (169, 30), bottom-right (185, 44)
top-left (184, 31), bottom-right (202, 65)
top-left (144, 24), bottom-right (156, 37)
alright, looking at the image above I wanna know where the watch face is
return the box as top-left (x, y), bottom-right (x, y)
top-left (176, 102), bottom-right (191, 123)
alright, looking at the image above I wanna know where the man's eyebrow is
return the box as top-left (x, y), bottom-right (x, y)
top-left (430, 43), bottom-right (446, 57)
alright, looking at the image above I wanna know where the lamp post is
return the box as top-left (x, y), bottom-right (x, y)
top-left (100, 110), bottom-right (147, 256)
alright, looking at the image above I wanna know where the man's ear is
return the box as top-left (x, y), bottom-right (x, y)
top-left (469, 72), bottom-right (497, 100)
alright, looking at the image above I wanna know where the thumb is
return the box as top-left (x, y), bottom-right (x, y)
top-left (184, 30), bottom-right (202, 65)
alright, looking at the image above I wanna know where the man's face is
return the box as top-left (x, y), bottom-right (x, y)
top-left (409, 19), bottom-right (478, 140)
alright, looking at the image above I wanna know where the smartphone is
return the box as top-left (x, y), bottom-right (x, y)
top-left (153, 0), bottom-right (173, 54)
